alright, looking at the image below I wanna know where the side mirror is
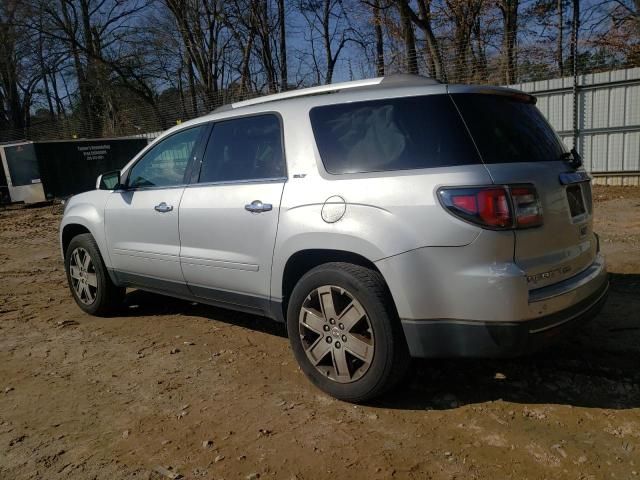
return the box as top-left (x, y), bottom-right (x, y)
top-left (97, 170), bottom-right (121, 190)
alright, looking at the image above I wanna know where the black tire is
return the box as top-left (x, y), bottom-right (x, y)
top-left (286, 262), bottom-right (410, 403)
top-left (64, 233), bottom-right (125, 316)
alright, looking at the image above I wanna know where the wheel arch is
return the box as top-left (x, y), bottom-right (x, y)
top-left (61, 221), bottom-right (120, 286)
top-left (278, 249), bottom-right (394, 321)
top-left (61, 223), bottom-right (91, 256)
top-left (60, 194), bottom-right (112, 269)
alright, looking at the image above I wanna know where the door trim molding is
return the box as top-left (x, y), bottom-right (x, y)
top-left (180, 256), bottom-right (259, 271)
top-left (109, 269), bottom-right (283, 321)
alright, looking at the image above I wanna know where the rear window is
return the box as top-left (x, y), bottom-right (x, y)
top-left (452, 93), bottom-right (566, 164)
top-left (310, 95), bottom-right (480, 174)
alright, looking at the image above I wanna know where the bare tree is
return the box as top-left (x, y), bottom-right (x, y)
top-left (396, 0), bottom-right (446, 81)
top-left (164, 0), bottom-right (229, 108)
top-left (557, 0), bottom-right (564, 75)
top-left (299, 0), bottom-right (357, 84)
top-left (498, 0), bottom-right (519, 84)
top-left (278, 0), bottom-right (288, 89)
top-left (398, 0), bottom-right (418, 73)
top-left (445, 0), bottom-right (485, 82)
top-left (253, 0), bottom-right (278, 92)
top-left (24, 0), bottom-right (155, 137)
top-left (4, 0), bottom-right (640, 142)
top-left (371, 0), bottom-right (385, 76)
top-left (0, 0), bottom-right (26, 131)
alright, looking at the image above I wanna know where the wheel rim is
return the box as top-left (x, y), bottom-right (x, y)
top-left (69, 247), bottom-right (98, 305)
top-left (298, 285), bottom-right (374, 383)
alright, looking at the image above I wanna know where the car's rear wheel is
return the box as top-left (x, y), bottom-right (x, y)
top-left (64, 233), bottom-right (124, 316)
top-left (287, 262), bottom-right (410, 402)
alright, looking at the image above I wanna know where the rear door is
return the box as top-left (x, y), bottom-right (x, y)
top-left (452, 92), bottom-right (596, 289)
top-left (104, 126), bottom-right (205, 294)
top-left (178, 113), bottom-right (286, 314)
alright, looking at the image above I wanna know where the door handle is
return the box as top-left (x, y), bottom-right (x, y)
top-left (245, 200), bottom-right (272, 213)
top-left (154, 202), bottom-right (173, 213)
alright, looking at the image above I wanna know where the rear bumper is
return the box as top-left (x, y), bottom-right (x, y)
top-left (401, 271), bottom-right (609, 358)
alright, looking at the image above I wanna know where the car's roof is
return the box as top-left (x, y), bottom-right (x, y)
top-left (160, 75), bottom-right (533, 138)
top-left (123, 75), bottom-right (534, 175)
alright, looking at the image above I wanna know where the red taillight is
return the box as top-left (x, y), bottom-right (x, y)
top-left (451, 194), bottom-right (477, 213)
top-left (439, 185), bottom-right (542, 230)
top-left (477, 188), bottom-right (511, 227)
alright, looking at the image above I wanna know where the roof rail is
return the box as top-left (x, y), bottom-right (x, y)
top-left (230, 77), bottom-right (384, 109)
top-left (379, 73), bottom-right (441, 87)
top-left (219, 74), bottom-right (441, 112)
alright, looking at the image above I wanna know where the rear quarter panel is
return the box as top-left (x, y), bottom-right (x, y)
top-left (270, 103), bottom-right (494, 300)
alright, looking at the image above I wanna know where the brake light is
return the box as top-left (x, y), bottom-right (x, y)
top-left (438, 185), bottom-right (543, 230)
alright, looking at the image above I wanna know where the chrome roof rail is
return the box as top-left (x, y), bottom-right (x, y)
top-left (216, 74), bottom-right (441, 112)
top-left (230, 77), bottom-right (384, 109)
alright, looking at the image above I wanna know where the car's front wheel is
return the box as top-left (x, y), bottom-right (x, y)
top-left (287, 262), bottom-right (410, 403)
top-left (64, 233), bottom-right (124, 316)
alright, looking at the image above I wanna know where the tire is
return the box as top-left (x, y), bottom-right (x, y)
top-left (286, 262), bottom-right (410, 403)
top-left (64, 233), bottom-right (125, 316)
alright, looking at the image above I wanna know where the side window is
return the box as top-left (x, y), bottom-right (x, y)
top-left (127, 126), bottom-right (203, 188)
top-left (199, 114), bottom-right (285, 183)
top-left (310, 95), bottom-right (480, 174)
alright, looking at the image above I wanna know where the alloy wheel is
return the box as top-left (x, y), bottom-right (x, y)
top-left (298, 285), bottom-right (374, 383)
top-left (69, 247), bottom-right (98, 305)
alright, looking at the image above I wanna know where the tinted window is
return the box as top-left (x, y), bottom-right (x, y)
top-left (199, 114), bottom-right (285, 183)
top-left (309, 95), bottom-right (479, 174)
top-left (128, 126), bottom-right (203, 188)
top-left (452, 94), bottom-right (566, 163)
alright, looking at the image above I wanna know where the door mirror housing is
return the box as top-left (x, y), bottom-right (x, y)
top-left (97, 170), bottom-right (121, 190)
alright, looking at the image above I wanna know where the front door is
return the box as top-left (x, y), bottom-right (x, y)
top-left (105, 125), bottom-right (205, 295)
top-left (179, 114), bottom-right (287, 314)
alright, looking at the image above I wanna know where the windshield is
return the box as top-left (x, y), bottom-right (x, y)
top-left (451, 93), bottom-right (567, 164)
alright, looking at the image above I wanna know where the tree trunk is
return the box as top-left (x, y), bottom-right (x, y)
top-left (187, 56), bottom-right (198, 116)
top-left (399, 1), bottom-right (418, 74)
top-left (0, 13), bottom-right (24, 130)
top-left (322, 0), bottom-right (334, 83)
top-left (36, 29), bottom-right (55, 119)
top-left (499, 0), bottom-right (519, 84)
top-left (239, 31), bottom-right (254, 93)
top-left (372, 0), bottom-right (384, 76)
top-left (557, 0), bottom-right (564, 76)
top-left (413, 0), bottom-right (446, 81)
top-left (79, 0), bottom-right (104, 137)
top-left (253, 0), bottom-right (277, 92)
top-left (48, 69), bottom-right (66, 117)
top-left (177, 64), bottom-right (187, 118)
top-left (471, 17), bottom-right (488, 82)
top-left (278, 0), bottom-right (287, 90)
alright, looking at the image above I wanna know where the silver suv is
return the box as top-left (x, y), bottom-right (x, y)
top-left (61, 75), bottom-right (608, 402)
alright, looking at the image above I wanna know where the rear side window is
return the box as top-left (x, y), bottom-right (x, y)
top-left (452, 93), bottom-right (566, 164)
top-left (309, 95), bottom-right (480, 174)
top-left (199, 114), bottom-right (285, 183)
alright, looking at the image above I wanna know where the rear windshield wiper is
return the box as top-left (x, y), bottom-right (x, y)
top-left (559, 148), bottom-right (583, 169)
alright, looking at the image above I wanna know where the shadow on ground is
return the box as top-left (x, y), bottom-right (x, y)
top-left (120, 288), bottom-right (287, 338)
top-left (117, 273), bottom-right (640, 411)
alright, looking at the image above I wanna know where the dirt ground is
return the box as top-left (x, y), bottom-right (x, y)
top-left (1, 186), bottom-right (639, 480)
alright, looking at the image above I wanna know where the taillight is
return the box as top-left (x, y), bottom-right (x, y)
top-left (510, 185), bottom-right (543, 227)
top-left (438, 185), bottom-right (543, 230)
